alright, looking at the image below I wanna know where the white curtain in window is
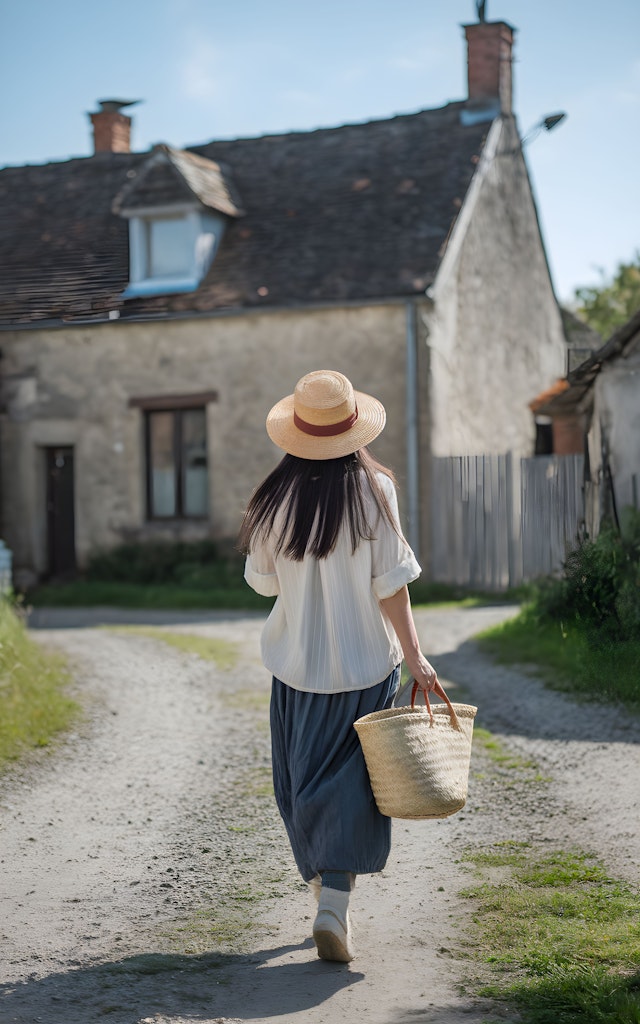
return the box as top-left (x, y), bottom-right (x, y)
top-left (149, 217), bottom-right (193, 278)
top-left (150, 412), bottom-right (176, 516)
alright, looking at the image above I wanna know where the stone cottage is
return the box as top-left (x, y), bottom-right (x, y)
top-left (530, 308), bottom-right (640, 532)
top-left (0, 16), bottom-right (566, 587)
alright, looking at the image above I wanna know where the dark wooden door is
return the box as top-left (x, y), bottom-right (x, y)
top-left (46, 447), bottom-right (76, 578)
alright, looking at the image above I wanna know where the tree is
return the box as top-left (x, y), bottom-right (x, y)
top-left (574, 252), bottom-right (640, 339)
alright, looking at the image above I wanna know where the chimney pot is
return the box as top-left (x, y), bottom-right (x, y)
top-left (464, 21), bottom-right (515, 115)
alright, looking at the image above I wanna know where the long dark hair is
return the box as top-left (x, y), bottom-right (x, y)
top-left (238, 448), bottom-right (400, 561)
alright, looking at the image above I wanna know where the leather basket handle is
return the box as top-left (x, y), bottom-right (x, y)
top-left (410, 678), bottom-right (462, 731)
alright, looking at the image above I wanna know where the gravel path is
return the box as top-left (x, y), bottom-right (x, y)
top-left (1, 604), bottom-right (638, 1024)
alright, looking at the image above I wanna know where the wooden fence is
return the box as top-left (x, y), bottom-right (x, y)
top-left (430, 453), bottom-right (590, 589)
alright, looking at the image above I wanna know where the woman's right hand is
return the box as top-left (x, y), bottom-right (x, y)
top-left (405, 652), bottom-right (439, 697)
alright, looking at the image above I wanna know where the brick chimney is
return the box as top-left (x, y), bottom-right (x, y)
top-left (89, 100), bottom-right (139, 154)
top-left (463, 21), bottom-right (515, 114)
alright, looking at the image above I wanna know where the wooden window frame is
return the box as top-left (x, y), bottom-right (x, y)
top-left (130, 392), bottom-right (217, 521)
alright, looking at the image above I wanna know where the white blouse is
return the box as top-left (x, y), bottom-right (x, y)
top-left (244, 472), bottom-right (421, 693)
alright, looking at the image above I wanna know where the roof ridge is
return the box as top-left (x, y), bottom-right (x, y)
top-left (188, 100), bottom-right (467, 151)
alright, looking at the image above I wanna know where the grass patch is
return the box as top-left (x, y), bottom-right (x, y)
top-left (107, 626), bottom-right (239, 670)
top-left (220, 689), bottom-right (271, 712)
top-left (0, 600), bottom-right (79, 767)
top-left (218, 689), bottom-right (271, 736)
top-left (471, 724), bottom-right (551, 787)
top-left (160, 867), bottom-right (290, 955)
top-left (25, 577), bottom-right (525, 612)
top-left (27, 579), bottom-right (275, 611)
top-left (461, 843), bottom-right (640, 1023)
top-left (165, 901), bottom-right (255, 952)
top-left (239, 763), bottom-right (275, 799)
top-left (473, 726), bottom-right (537, 772)
top-left (476, 606), bottom-right (640, 709)
top-left (409, 580), bottom-right (526, 608)
top-left (156, 816), bottom-right (285, 955)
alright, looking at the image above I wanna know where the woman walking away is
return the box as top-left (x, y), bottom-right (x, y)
top-left (239, 370), bottom-right (439, 963)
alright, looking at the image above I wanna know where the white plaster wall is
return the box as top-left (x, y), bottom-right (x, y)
top-left (1, 304), bottom-right (409, 577)
top-left (427, 117), bottom-right (566, 458)
top-left (591, 340), bottom-right (640, 513)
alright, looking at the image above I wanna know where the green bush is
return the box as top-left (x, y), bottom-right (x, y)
top-left (86, 540), bottom-right (240, 588)
top-left (532, 511), bottom-right (640, 644)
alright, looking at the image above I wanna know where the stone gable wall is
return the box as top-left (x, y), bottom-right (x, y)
top-left (427, 118), bottom-right (566, 459)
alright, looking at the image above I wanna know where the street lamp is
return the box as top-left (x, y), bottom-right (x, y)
top-left (521, 112), bottom-right (567, 146)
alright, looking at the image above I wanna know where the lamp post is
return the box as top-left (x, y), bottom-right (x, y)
top-left (521, 112), bottom-right (567, 147)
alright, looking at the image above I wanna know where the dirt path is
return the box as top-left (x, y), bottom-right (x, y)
top-left (1, 605), bottom-right (638, 1024)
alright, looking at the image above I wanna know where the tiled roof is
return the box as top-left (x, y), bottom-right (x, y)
top-left (529, 378), bottom-right (570, 413)
top-left (0, 101), bottom-right (489, 326)
top-left (530, 307), bottom-right (640, 415)
top-left (0, 153), bottom-right (144, 325)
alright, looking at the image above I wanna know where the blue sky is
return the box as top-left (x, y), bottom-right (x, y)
top-left (1, 0), bottom-right (638, 303)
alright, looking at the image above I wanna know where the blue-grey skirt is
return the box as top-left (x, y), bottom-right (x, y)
top-left (270, 665), bottom-right (401, 882)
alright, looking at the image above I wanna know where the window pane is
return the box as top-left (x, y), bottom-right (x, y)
top-left (148, 217), bottom-right (193, 278)
top-left (181, 409), bottom-right (208, 517)
top-left (149, 412), bottom-right (176, 517)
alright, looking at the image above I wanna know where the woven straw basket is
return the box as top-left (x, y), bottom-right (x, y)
top-left (354, 680), bottom-right (477, 820)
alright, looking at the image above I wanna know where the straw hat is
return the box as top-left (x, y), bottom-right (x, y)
top-left (266, 370), bottom-right (386, 460)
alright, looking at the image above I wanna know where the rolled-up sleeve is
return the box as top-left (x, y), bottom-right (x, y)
top-left (371, 476), bottom-right (421, 600)
top-left (244, 543), bottom-right (280, 597)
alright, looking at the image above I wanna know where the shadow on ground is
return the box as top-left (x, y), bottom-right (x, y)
top-left (0, 941), bottom-right (501, 1024)
top-left (1, 942), bottom-right (364, 1023)
top-left (434, 639), bottom-right (640, 746)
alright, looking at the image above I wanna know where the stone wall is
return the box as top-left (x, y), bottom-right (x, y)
top-left (1, 303), bottom-right (409, 582)
top-left (426, 116), bottom-right (566, 459)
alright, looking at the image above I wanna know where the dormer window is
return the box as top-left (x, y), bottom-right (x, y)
top-left (147, 214), bottom-right (194, 278)
top-left (122, 204), bottom-right (225, 297)
top-left (112, 144), bottom-right (244, 300)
